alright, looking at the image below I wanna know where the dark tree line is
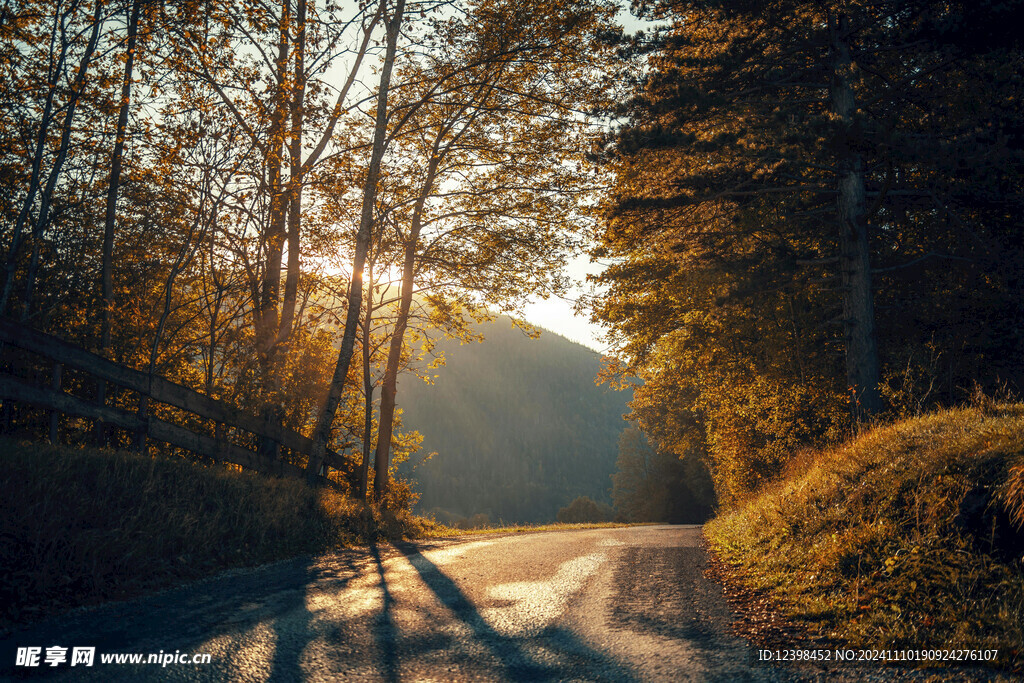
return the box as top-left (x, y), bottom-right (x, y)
top-left (612, 426), bottom-right (714, 523)
top-left (592, 0), bottom-right (1024, 503)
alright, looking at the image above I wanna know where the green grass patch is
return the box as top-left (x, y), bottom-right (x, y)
top-left (0, 439), bottom-right (444, 630)
top-left (705, 405), bottom-right (1024, 671)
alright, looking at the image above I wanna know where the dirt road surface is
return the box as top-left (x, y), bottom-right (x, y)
top-left (0, 526), bottom-right (997, 681)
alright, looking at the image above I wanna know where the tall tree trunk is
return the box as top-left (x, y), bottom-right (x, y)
top-left (257, 3), bottom-right (290, 368)
top-left (279, 0), bottom-right (305, 345)
top-left (97, 0), bottom-right (141, 442)
top-left (366, 83), bottom-right (488, 501)
top-left (371, 155), bottom-right (439, 502)
top-left (359, 261), bottom-right (376, 499)
top-left (203, 241), bottom-right (226, 397)
top-left (255, 2), bottom-right (292, 459)
top-left (100, 0), bottom-right (140, 354)
top-left (306, 0), bottom-right (406, 482)
top-left (830, 12), bottom-right (881, 421)
top-left (0, 4), bottom-right (70, 316)
top-left (14, 0), bottom-right (103, 319)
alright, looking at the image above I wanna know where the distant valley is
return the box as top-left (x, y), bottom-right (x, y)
top-left (397, 318), bottom-right (630, 524)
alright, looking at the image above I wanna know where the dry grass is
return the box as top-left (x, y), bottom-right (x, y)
top-left (427, 521), bottom-right (636, 537)
top-left (706, 405), bottom-right (1024, 672)
top-left (0, 439), bottom-right (443, 630)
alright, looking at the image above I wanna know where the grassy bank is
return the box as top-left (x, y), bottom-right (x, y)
top-left (706, 405), bottom-right (1024, 672)
top-left (0, 439), bottom-right (443, 631)
top-left (439, 521), bottom-right (634, 536)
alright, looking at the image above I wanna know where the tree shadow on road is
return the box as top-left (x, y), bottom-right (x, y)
top-left (0, 550), bottom-right (372, 681)
top-left (369, 543), bottom-right (400, 683)
top-left (392, 541), bottom-right (641, 682)
top-left (265, 555), bottom-right (319, 683)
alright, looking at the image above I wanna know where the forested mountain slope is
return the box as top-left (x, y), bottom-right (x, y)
top-left (397, 318), bottom-right (630, 523)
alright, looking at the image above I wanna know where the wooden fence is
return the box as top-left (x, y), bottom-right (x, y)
top-left (0, 317), bottom-right (345, 482)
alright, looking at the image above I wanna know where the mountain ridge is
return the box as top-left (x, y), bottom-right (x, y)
top-left (397, 316), bottom-right (631, 524)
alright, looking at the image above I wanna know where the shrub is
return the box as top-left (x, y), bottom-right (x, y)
top-left (557, 496), bottom-right (613, 523)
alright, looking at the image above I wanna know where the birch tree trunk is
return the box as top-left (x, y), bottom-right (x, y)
top-left (279, 0), bottom-right (306, 345)
top-left (1, 4), bottom-right (69, 315)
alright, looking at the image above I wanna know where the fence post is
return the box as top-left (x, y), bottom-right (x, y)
top-left (261, 410), bottom-right (281, 464)
top-left (1, 340), bottom-right (10, 434)
top-left (94, 379), bottom-right (106, 446)
top-left (49, 362), bottom-right (62, 444)
top-left (133, 395), bottom-right (148, 455)
top-left (214, 421), bottom-right (225, 462)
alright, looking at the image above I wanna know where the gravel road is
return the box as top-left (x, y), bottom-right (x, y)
top-left (0, 525), bottom-right (1009, 681)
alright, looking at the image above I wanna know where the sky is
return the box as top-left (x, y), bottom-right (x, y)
top-left (522, 253), bottom-right (609, 354)
top-left (520, 7), bottom-right (657, 356)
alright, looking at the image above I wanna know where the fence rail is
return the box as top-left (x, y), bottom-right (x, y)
top-left (0, 317), bottom-right (344, 481)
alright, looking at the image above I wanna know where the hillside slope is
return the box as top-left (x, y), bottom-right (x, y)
top-left (397, 318), bottom-right (630, 523)
top-left (706, 405), bottom-right (1024, 671)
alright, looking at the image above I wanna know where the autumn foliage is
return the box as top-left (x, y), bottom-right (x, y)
top-left (0, 0), bottom-right (620, 502)
top-left (591, 0), bottom-right (1024, 504)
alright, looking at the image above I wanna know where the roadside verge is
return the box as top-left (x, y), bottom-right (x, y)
top-left (704, 405), bottom-right (1024, 676)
